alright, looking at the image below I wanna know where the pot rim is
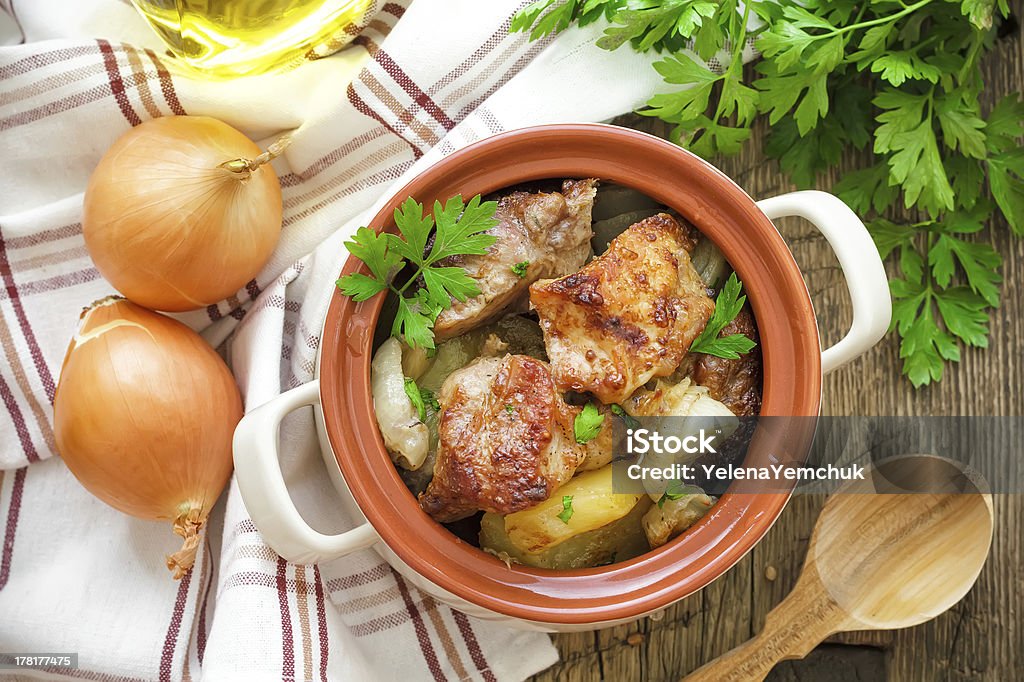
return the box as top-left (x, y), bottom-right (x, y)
top-left (320, 123), bottom-right (821, 624)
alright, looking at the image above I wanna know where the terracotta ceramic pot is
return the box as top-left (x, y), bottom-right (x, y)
top-left (233, 124), bottom-right (891, 631)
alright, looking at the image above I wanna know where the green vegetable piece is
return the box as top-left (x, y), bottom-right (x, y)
top-left (511, 260), bottom-right (530, 278)
top-left (557, 495), bottom-right (574, 524)
top-left (610, 403), bottom-right (640, 430)
top-left (574, 403), bottom-right (605, 444)
top-left (658, 479), bottom-right (700, 509)
top-left (403, 377), bottom-right (427, 422)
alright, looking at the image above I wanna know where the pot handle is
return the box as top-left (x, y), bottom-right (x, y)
top-left (756, 190), bottom-right (891, 374)
top-left (233, 379), bottom-right (378, 565)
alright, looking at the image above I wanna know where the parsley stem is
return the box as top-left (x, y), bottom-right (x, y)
top-left (814, 0), bottom-right (932, 39)
top-left (957, 30), bottom-right (985, 83)
top-left (393, 267), bottom-right (424, 298)
top-left (852, 2), bottom-right (869, 25)
top-left (715, 0), bottom-right (752, 122)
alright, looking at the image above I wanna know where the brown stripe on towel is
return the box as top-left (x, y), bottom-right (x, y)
top-left (98, 40), bottom-right (141, 126)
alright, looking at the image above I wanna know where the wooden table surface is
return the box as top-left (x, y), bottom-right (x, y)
top-left (531, 11), bottom-right (1024, 681)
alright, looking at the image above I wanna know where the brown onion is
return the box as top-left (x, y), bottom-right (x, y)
top-left (83, 115), bottom-right (284, 312)
top-left (53, 296), bottom-right (242, 578)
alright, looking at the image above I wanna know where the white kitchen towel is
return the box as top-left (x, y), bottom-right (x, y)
top-left (0, 0), bottom-right (724, 680)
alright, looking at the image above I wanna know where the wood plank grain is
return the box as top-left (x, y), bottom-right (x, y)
top-left (533, 5), bottom-right (1024, 679)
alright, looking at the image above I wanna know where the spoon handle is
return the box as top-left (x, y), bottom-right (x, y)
top-left (682, 578), bottom-right (848, 682)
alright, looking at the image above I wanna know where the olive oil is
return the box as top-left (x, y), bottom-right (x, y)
top-left (130, 0), bottom-right (371, 78)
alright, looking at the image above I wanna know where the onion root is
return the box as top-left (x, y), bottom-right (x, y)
top-left (167, 506), bottom-right (205, 579)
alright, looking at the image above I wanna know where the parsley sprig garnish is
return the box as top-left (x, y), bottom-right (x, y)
top-left (690, 273), bottom-right (756, 359)
top-left (337, 195), bottom-right (499, 349)
top-left (512, 3), bottom-right (1022, 386)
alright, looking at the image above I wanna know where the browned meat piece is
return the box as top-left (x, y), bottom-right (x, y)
top-left (433, 179), bottom-right (597, 341)
top-left (668, 213), bottom-right (701, 252)
top-left (419, 354), bottom-right (584, 523)
top-left (529, 213), bottom-right (715, 404)
top-left (692, 307), bottom-right (762, 416)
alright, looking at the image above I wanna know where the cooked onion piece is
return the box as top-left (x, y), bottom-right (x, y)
top-left (371, 337), bottom-right (429, 470)
top-left (642, 492), bottom-right (716, 548)
top-left (53, 297), bottom-right (241, 578)
top-left (624, 377), bottom-right (738, 499)
top-left (624, 377), bottom-right (735, 419)
top-left (83, 116), bottom-right (284, 312)
top-left (690, 238), bottom-right (730, 290)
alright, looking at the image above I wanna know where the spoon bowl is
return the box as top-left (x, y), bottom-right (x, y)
top-left (685, 454), bottom-right (994, 681)
top-left (815, 456), bottom-right (993, 630)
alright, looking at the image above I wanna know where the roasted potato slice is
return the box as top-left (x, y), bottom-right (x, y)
top-left (481, 497), bottom-right (652, 569)
top-left (497, 465), bottom-right (642, 555)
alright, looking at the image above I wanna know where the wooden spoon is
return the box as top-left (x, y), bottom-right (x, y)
top-left (684, 455), bottom-right (993, 682)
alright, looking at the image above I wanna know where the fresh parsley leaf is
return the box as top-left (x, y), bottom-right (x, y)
top-left (557, 495), bottom-right (574, 524)
top-left (386, 197), bottom-right (434, 264)
top-left (929, 233), bottom-right (1002, 307)
top-left (574, 403), bottom-right (605, 444)
top-left (426, 195), bottom-right (500, 262)
top-left (960, 0), bottom-right (1003, 30)
top-left (511, 0), bottom-right (622, 42)
top-left (871, 51), bottom-right (942, 87)
top-left (936, 94), bottom-right (987, 159)
top-left (835, 163), bottom-right (898, 215)
top-left (338, 195), bottom-right (498, 349)
top-left (657, 479), bottom-right (690, 509)
top-left (337, 226), bottom-right (403, 301)
top-left (336, 273), bottom-right (386, 302)
top-left (393, 290), bottom-right (441, 351)
top-left (988, 149), bottom-right (1024, 235)
top-left (404, 377), bottom-right (427, 422)
top-left (890, 119), bottom-right (956, 216)
top-left (875, 212), bottom-right (1001, 387)
top-left (610, 403), bottom-right (640, 430)
top-left (505, 403), bottom-right (515, 415)
top-left (947, 155), bottom-right (987, 210)
top-left (690, 273), bottom-right (756, 359)
top-left (421, 266), bottom-right (480, 309)
top-left (766, 80), bottom-right (870, 188)
top-left (511, 261), bottom-right (530, 278)
top-left (687, 117), bottom-right (751, 157)
top-left (597, 1), bottom-right (719, 52)
top-left (985, 94), bottom-right (1024, 154)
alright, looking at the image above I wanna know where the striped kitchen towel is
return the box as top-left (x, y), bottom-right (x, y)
top-left (0, 0), bottom-right (692, 680)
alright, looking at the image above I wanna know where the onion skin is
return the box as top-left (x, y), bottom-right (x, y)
top-left (53, 297), bottom-right (242, 578)
top-left (83, 116), bottom-right (283, 312)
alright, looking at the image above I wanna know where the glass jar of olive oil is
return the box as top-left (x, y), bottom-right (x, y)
top-left (130, 0), bottom-right (371, 78)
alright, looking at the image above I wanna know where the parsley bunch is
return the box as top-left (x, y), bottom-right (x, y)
top-left (337, 195), bottom-right (498, 349)
top-left (513, 1), bottom-right (1023, 387)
